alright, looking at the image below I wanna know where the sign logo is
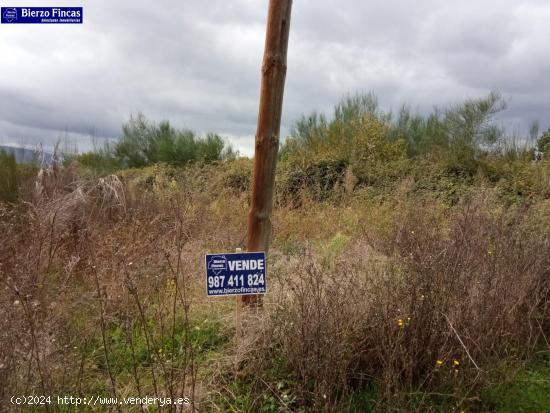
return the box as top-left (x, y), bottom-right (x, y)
top-left (2, 8), bottom-right (17, 23)
top-left (205, 252), bottom-right (267, 297)
top-left (1, 7), bottom-right (83, 24)
top-left (207, 255), bottom-right (227, 276)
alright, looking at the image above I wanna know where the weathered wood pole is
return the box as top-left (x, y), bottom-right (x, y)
top-left (243, 0), bottom-right (292, 306)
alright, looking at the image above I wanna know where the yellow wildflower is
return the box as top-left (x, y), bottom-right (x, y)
top-left (436, 360), bottom-right (443, 366)
top-left (453, 359), bottom-right (460, 366)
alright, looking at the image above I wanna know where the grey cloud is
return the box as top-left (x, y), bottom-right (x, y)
top-left (1, 0), bottom-right (549, 156)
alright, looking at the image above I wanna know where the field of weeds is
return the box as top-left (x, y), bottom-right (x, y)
top-left (0, 154), bottom-right (549, 412)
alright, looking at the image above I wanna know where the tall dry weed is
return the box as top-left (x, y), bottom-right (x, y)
top-left (230, 194), bottom-right (550, 411)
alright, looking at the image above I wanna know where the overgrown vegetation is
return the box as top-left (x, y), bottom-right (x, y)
top-left (0, 150), bottom-right (19, 203)
top-left (78, 113), bottom-right (236, 173)
top-left (1, 93), bottom-right (549, 412)
top-left (537, 128), bottom-right (550, 156)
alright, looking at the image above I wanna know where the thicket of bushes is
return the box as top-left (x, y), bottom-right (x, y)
top-left (68, 93), bottom-right (550, 209)
top-left (0, 150), bottom-right (37, 204)
top-left (0, 150), bottom-right (18, 203)
top-left (77, 113), bottom-right (236, 173)
top-left (538, 128), bottom-right (550, 155)
top-left (275, 92), bottom-right (550, 206)
top-left (283, 91), bottom-right (505, 164)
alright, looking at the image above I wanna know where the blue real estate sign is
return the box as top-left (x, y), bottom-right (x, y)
top-left (205, 252), bottom-right (266, 296)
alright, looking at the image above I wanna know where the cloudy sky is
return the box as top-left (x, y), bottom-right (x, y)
top-left (1, 0), bottom-right (549, 155)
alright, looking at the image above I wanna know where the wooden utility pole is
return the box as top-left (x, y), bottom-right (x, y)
top-left (242, 0), bottom-right (293, 306)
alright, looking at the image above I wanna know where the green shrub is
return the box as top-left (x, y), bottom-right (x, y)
top-left (113, 114), bottom-right (231, 168)
top-left (537, 128), bottom-right (550, 155)
top-left (349, 115), bottom-right (408, 185)
top-left (278, 158), bottom-right (348, 204)
top-left (222, 157), bottom-right (253, 193)
top-left (283, 92), bottom-right (380, 163)
top-left (481, 361), bottom-right (550, 412)
top-left (77, 151), bottom-right (122, 175)
top-left (282, 92), bottom-right (506, 191)
top-left (0, 150), bottom-right (18, 203)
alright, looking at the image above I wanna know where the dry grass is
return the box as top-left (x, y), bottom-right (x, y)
top-left (0, 163), bottom-right (242, 412)
top-left (1, 162), bottom-right (549, 412)
top-left (219, 193), bottom-right (550, 412)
